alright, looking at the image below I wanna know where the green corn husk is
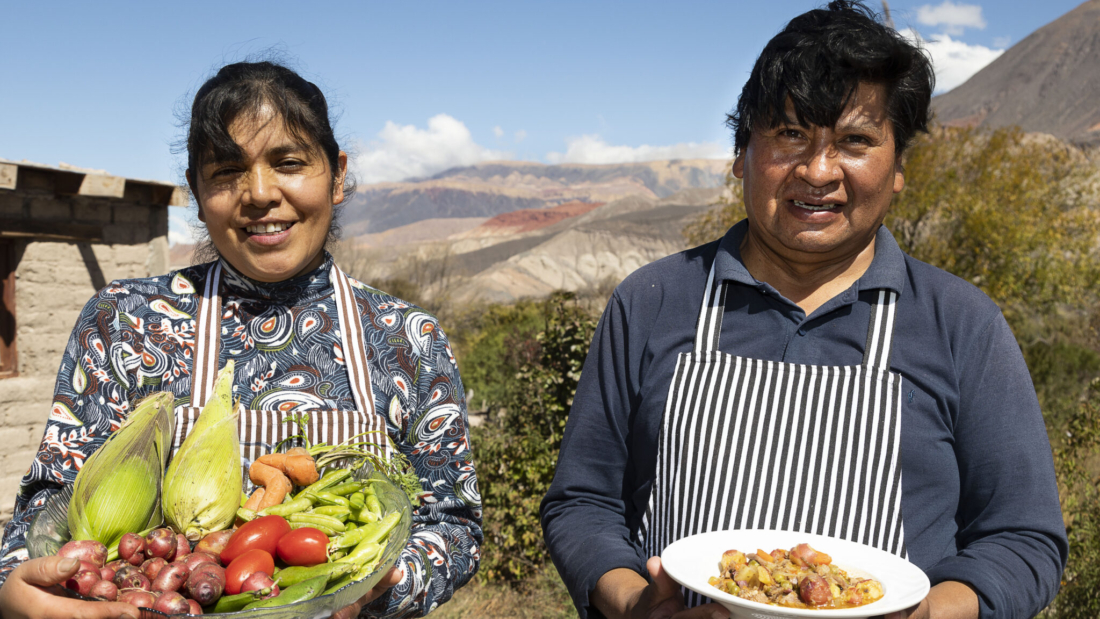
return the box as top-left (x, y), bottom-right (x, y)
top-left (68, 391), bottom-right (175, 548)
top-left (162, 360), bottom-right (243, 540)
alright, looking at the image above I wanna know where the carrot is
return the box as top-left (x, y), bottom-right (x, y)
top-left (243, 488), bottom-right (266, 512)
top-left (249, 461), bottom-right (293, 510)
top-left (256, 447), bottom-right (320, 486)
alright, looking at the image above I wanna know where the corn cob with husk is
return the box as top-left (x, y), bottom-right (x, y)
top-left (162, 360), bottom-right (243, 540)
top-left (68, 391), bottom-right (175, 548)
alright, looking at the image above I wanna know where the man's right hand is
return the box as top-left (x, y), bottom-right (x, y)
top-left (0, 555), bottom-right (139, 619)
top-left (593, 557), bottom-right (729, 619)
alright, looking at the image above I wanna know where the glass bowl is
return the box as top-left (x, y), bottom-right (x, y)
top-left (27, 465), bottom-right (412, 619)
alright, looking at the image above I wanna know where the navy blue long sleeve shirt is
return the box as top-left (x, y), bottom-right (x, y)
top-left (541, 221), bottom-right (1067, 619)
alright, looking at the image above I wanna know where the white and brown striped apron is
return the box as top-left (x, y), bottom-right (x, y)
top-left (171, 262), bottom-right (392, 481)
top-left (640, 261), bottom-right (906, 607)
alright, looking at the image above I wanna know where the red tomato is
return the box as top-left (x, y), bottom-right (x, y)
top-left (223, 549), bottom-right (275, 596)
top-left (276, 527), bottom-right (329, 566)
top-left (220, 515), bottom-right (291, 565)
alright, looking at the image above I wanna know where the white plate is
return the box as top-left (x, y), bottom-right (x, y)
top-left (661, 529), bottom-right (930, 619)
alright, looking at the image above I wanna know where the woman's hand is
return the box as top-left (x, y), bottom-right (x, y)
top-left (594, 557), bottom-right (729, 619)
top-left (0, 556), bottom-right (139, 619)
top-left (330, 565), bottom-right (403, 619)
top-left (875, 581), bottom-right (978, 619)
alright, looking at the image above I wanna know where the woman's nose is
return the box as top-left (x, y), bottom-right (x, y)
top-left (242, 167), bottom-right (281, 209)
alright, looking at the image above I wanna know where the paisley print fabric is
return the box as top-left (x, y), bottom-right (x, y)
top-left (0, 253), bottom-right (482, 618)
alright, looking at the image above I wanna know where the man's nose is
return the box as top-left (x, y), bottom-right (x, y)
top-left (795, 143), bottom-right (843, 188)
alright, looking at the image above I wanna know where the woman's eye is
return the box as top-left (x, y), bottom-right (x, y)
top-left (277, 159), bottom-right (305, 170)
top-left (210, 167), bottom-right (240, 179)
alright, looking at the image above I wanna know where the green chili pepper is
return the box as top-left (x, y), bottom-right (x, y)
top-left (243, 576), bottom-right (328, 610)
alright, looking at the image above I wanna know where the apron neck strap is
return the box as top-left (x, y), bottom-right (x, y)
top-left (189, 261), bottom-right (376, 416)
top-left (191, 261), bottom-right (223, 408)
top-left (330, 265), bottom-right (376, 418)
top-left (692, 259), bottom-right (900, 371)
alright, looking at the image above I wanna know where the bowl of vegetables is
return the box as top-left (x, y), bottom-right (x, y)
top-left (27, 463), bottom-right (412, 618)
top-left (25, 362), bottom-right (414, 618)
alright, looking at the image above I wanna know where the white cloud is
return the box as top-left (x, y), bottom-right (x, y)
top-left (492, 125), bottom-right (504, 138)
top-left (168, 208), bottom-right (195, 246)
top-left (354, 114), bottom-right (512, 183)
top-left (514, 130), bottom-right (527, 143)
top-left (545, 135), bottom-right (727, 165)
top-left (917, 1), bottom-right (986, 36)
top-left (901, 29), bottom-right (1004, 93)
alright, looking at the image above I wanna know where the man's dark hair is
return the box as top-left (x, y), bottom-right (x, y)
top-left (728, 0), bottom-right (934, 155)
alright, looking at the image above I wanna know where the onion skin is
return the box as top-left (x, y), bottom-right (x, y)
top-left (152, 562), bottom-right (191, 593)
top-left (58, 540), bottom-right (107, 567)
top-left (89, 579), bottom-right (118, 601)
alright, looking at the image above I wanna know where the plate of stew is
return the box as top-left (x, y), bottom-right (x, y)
top-left (661, 529), bottom-right (930, 619)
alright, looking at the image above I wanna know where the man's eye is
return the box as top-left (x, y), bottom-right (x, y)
top-left (781, 129), bottom-right (803, 139)
top-left (844, 135), bottom-right (871, 145)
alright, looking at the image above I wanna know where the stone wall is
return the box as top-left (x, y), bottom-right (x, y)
top-left (0, 167), bottom-right (171, 523)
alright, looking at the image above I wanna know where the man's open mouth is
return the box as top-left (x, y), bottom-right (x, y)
top-left (793, 200), bottom-right (840, 212)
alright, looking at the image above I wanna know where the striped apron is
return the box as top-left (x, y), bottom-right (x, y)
top-left (171, 261), bottom-right (392, 483)
top-left (640, 261), bottom-right (906, 607)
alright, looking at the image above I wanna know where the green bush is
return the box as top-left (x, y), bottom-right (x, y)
top-left (471, 293), bottom-right (597, 584)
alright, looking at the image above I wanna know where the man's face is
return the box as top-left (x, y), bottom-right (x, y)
top-left (733, 82), bottom-right (904, 265)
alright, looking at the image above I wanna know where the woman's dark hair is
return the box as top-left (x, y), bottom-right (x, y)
top-left (728, 0), bottom-right (934, 156)
top-left (183, 61), bottom-right (355, 262)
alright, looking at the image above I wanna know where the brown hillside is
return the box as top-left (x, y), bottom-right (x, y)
top-left (474, 201), bottom-right (605, 235)
top-left (932, 0), bottom-right (1100, 144)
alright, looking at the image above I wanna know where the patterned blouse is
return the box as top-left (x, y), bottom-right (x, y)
top-left (0, 253), bottom-right (482, 617)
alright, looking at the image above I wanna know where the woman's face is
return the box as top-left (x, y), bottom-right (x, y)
top-left (733, 82), bottom-right (904, 266)
top-left (189, 109), bottom-right (347, 283)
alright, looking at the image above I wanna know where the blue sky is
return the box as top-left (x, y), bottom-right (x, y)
top-left (0, 0), bottom-right (1084, 243)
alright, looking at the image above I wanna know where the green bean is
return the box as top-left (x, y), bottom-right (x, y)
top-left (349, 492), bottom-right (365, 511)
top-left (312, 505), bottom-right (351, 520)
top-left (326, 481), bottom-right (363, 496)
top-left (289, 512), bottom-right (347, 532)
top-left (313, 491), bottom-right (351, 507)
top-left (289, 521), bottom-right (337, 536)
top-left (274, 563), bottom-right (356, 588)
top-left (259, 496), bottom-right (312, 517)
top-left (335, 540), bottom-right (381, 565)
top-left (297, 469), bottom-right (350, 498)
top-left (243, 576), bottom-right (328, 610)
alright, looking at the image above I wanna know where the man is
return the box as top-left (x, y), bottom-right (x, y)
top-left (540, 3), bottom-right (1067, 619)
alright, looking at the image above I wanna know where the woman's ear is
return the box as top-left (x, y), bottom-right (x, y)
top-left (332, 151), bottom-right (348, 204)
top-left (186, 169), bottom-right (206, 222)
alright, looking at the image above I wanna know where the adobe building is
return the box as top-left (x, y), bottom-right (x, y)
top-left (0, 158), bottom-right (185, 523)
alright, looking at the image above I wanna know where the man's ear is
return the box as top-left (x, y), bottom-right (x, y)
top-left (732, 153), bottom-right (745, 179)
top-left (893, 158), bottom-right (905, 194)
top-left (186, 169), bottom-right (205, 223)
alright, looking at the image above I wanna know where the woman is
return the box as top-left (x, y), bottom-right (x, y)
top-left (541, 3), bottom-right (1066, 619)
top-left (0, 61), bottom-right (481, 619)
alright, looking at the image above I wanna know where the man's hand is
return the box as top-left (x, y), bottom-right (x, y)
top-left (876, 581), bottom-right (977, 619)
top-left (0, 556), bottom-right (140, 619)
top-left (330, 565), bottom-right (403, 619)
top-left (593, 557), bottom-right (729, 619)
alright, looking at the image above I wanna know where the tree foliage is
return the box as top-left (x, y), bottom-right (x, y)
top-left (471, 293), bottom-right (597, 584)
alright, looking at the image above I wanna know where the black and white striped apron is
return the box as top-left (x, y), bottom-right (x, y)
top-left (640, 261), bottom-right (905, 607)
top-left (172, 261), bottom-right (392, 475)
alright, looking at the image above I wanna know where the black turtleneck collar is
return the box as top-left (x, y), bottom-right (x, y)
top-left (218, 252), bottom-right (336, 306)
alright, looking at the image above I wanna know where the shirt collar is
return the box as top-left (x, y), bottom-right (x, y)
top-left (713, 219), bottom-right (906, 295)
top-left (218, 252), bottom-right (336, 305)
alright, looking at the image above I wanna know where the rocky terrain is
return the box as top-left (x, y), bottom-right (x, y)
top-left (342, 159), bottom-right (728, 235)
top-left (932, 0), bottom-right (1100, 145)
